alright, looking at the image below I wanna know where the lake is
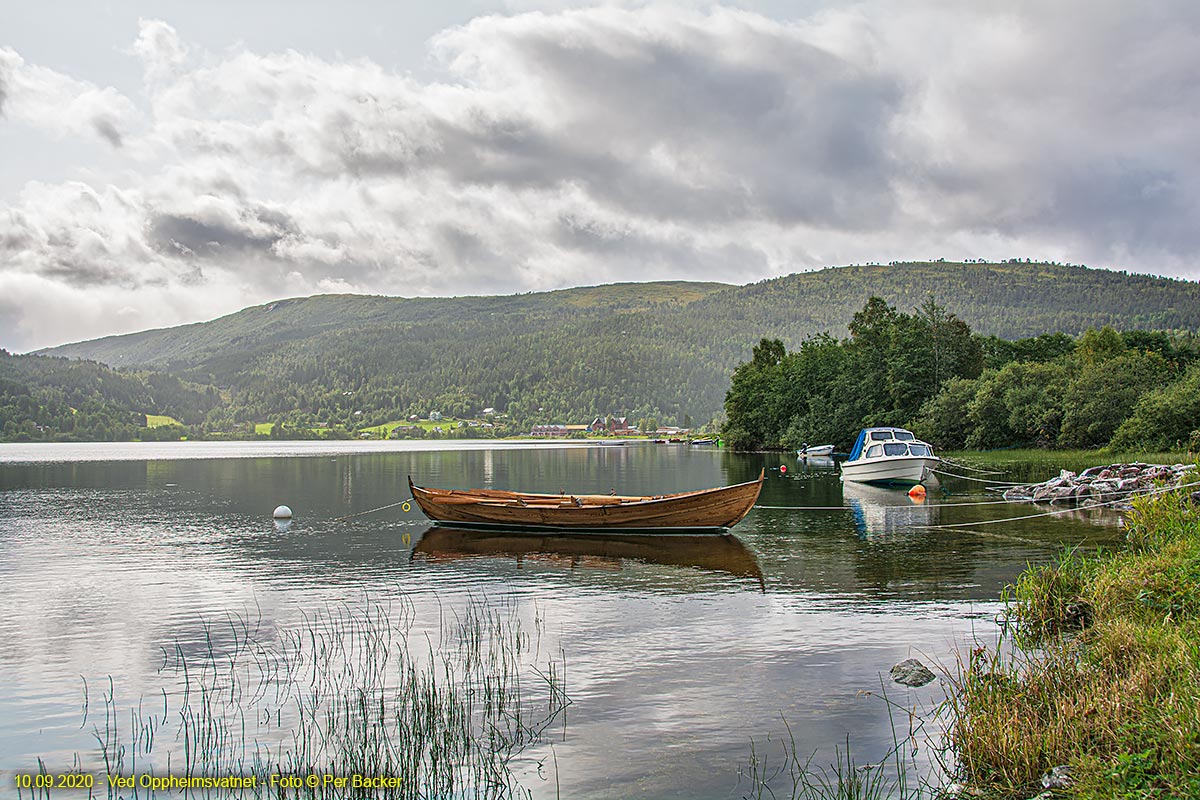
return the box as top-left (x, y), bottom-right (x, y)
top-left (0, 441), bottom-right (1123, 798)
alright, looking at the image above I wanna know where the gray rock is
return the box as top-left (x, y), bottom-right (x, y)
top-left (890, 658), bottom-right (936, 687)
top-left (1041, 764), bottom-right (1073, 790)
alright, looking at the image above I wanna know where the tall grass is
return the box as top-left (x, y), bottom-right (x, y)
top-left (26, 594), bottom-right (568, 799)
top-left (945, 475), bottom-right (1200, 799)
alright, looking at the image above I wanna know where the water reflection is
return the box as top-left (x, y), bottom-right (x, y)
top-left (413, 526), bottom-right (764, 586)
top-left (841, 481), bottom-right (939, 537)
top-left (794, 454), bottom-right (838, 473)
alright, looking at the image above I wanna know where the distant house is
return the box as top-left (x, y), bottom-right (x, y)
top-left (430, 411), bottom-right (442, 421)
top-left (389, 425), bottom-right (421, 438)
top-left (531, 424), bottom-right (569, 437)
top-left (482, 407), bottom-right (495, 415)
top-left (590, 416), bottom-right (631, 433)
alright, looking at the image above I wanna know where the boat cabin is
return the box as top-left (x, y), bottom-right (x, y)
top-left (847, 427), bottom-right (934, 461)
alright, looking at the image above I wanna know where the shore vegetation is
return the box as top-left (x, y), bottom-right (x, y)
top-left (947, 476), bottom-right (1200, 798)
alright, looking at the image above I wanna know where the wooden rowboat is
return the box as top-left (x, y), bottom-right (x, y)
top-left (408, 470), bottom-right (764, 533)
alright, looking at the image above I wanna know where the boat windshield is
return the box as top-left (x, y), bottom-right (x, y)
top-left (869, 431), bottom-right (894, 441)
top-left (909, 443), bottom-right (932, 456)
top-left (883, 442), bottom-right (907, 456)
top-left (894, 430), bottom-right (915, 441)
top-left (866, 444), bottom-right (883, 458)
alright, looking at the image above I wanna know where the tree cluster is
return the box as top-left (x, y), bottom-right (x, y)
top-left (722, 300), bottom-right (1200, 453)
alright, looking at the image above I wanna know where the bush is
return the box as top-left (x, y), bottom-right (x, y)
top-left (1111, 362), bottom-right (1200, 451)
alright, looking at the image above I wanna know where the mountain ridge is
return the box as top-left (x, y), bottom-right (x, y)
top-left (31, 262), bottom-right (1200, 429)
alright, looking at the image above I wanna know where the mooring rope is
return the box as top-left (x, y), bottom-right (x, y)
top-left (918, 478), bottom-right (1200, 529)
top-left (930, 468), bottom-right (1025, 486)
top-left (936, 457), bottom-right (1009, 476)
top-left (334, 499), bottom-right (413, 522)
top-left (755, 496), bottom-right (1040, 511)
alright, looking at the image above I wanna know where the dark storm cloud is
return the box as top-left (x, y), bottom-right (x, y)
top-left (146, 206), bottom-right (297, 259)
top-left (489, 22), bottom-right (903, 228)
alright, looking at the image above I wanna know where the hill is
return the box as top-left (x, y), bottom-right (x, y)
top-left (33, 263), bottom-right (1200, 432)
top-left (0, 350), bottom-right (219, 441)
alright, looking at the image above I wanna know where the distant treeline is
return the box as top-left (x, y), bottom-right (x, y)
top-left (721, 298), bottom-right (1200, 453)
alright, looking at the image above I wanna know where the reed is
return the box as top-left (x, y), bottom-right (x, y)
top-left (27, 594), bottom-right (568, 800)
top-left (737, 684), bottom-right (944, 800)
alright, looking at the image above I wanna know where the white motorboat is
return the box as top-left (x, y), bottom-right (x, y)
top-left (840, 427), bottom-right (939, 486)
top-left (797, 444), bottom-right (835, 457)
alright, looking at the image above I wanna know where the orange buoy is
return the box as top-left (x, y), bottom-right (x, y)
top-left (779, 464), bottom-right (788, 474)
top-left (907, 484), bottom-right (927, 502)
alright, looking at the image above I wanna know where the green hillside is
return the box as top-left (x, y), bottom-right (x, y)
top-left (0, 350), bottom-right (219, 441)
top-left (27, 263), bottom-right (1200, 435)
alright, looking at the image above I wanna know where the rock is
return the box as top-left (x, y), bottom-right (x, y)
top-left (1041, 765), bottom-right (1073, 790)
top-left (890, 658), bottom-right (936, 687)
top-left (1063, 601), bottom-right (1093, 629)
top-left (1005, 462), bottom-right (1193, 509)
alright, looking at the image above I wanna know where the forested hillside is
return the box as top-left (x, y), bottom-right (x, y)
top-left (0, 350), bottom-right (219, 441)
top-left (19, 262), bottom-right (1200, 440)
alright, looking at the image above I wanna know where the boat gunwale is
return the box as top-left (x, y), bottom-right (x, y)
top-left (407, 470), bottom-right (764, 531)
top-left (408, 472), bottom-right (765, 511)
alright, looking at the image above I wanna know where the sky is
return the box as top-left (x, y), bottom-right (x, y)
top-left (1, 1), bottom-right (1198, 352)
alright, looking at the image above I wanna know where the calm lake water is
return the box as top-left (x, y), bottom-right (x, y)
top-left (0, 441), bottom-right (1123, 798)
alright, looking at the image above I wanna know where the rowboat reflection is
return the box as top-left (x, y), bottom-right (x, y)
top-left (841, 481), bottom-right (940, 537)
top-left (412, 526), bottom-right (764, 583)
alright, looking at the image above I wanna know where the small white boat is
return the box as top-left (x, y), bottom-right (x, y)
top-left (797, 444), bottom-right (835, 457)
top-left (840, 427), bottom-right (938, 486)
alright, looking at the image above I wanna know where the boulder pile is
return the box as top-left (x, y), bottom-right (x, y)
top-left (1003, 462), bottom-right (1195, 506)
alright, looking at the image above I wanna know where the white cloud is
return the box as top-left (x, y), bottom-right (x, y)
top-left (0, 47), bottom-right (141, 148)
top-left (2, 2), bottom-right (1200, 351)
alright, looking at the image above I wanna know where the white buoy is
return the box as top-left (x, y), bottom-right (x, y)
top-left (273, 505), bottom-right (293, 520)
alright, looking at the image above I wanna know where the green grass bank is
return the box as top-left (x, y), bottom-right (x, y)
top-left (950, 470), bottom-right (1200, 798)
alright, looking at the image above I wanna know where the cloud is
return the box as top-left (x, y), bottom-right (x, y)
top-left (2, 2), bottom-right (1200, 351)
top-left (0, 47), bottom-right (140, 149)
top-left (130, 18), bottom-right (189, 85)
